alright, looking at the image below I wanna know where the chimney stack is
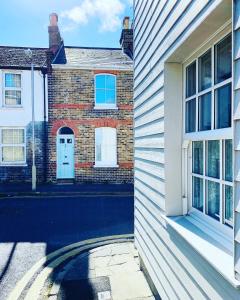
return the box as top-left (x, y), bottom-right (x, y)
top-left (48, 13), bottom-right (62, 54)
top-left (120, 16), bottom-right (133, 59)
top-left (123, 16), bottom-right (130, 29)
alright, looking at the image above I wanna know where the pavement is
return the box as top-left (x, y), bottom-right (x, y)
top-left (0, 183), bottom-right (134, 197)
top-left (8, 237), bottom-right (154, 300)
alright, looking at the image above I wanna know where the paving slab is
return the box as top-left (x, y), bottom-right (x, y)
top-left (46, 242), bottom-right (154, 300)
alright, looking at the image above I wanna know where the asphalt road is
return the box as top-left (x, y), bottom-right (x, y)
top-left (0, 193), bottom-right (134, 300)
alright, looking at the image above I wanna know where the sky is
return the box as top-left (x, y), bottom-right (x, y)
top-left (0, 0), bottom-right (133, 48)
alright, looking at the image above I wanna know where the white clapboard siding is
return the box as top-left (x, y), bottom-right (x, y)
top-left (134, 89), bottom-right (164, 118)
top-left (134, 0), bottom-right (240, 298)
top-left (135, 0), bottom-right (191, 68)
top-left (135, 148), bottom-right (165, 164)
top-left (134, 104), bottom-right (164, 128)
top-left (233, 0), bottom-right (240, 281)
top-left (135, 0), bottom-right (176, 57)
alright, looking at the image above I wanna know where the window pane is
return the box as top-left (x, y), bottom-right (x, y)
top-left (225, 139), bottom-right (233, 182)
top-left (2, 146), bottom-right (24, 162)
top-left (192, 177), bottom-right (203, 212)
top-left (225, 185), bottom-right (233, 223)
top-left (105, 89), bottom-right (116, 104)
top-left (96, 89), bottom-right (106, 104)
top-left (207, 140), bottom-right (220, 178)
top-left (215, 34), bottom-right (232, 84)
top-left (192, 141), bottom-right (203, 174)
top-left (198, 50), bottom-right (211, 91)
top-left (207, 180), bottom-right (220, 221)
top-left (95, 75), bottom-right (105, 89)
top-left (2, 129), bottom-right (24, 144)
top-left (5, 73), bottom-right (21, 88)
top-left (5, 90), bottom-right (21, 105)
top-left (96, 145), bottom-right (102, 161)
top-left (199, 92), bottom-right (211, 131)
top-left (106, 75), bottom-right (115, 90)
top-left (185, 99), bottom-right (196, 133)
top-left (95, 128), bottom-right (102, 162)
top-left (215, 84), bottom-right (231, 129)
top-left (186, 61), bottom-right (196, 97)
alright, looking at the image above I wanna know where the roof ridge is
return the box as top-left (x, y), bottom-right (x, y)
top-left (0, 45), bottom-right (48, 50)
top-left (65, 46), bottom-right (122, 50)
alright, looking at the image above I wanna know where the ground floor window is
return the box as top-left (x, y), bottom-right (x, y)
top-left (191, 139), bottom-right (233, 226)
top-left (95, 127), bottom-right (117, 167)
top-left (0, 128), bottom-right (26, 164)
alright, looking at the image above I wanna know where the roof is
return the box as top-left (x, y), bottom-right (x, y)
top-left (53, 46), bottom-right (133, 70)
top-left (0, 46), bottom-right (48, 69)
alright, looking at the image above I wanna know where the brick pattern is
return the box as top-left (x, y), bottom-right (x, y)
top-left (47, 68), bottom-right (133, 183)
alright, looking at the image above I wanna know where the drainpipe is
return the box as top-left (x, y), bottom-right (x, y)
top-left (42, 69), bottom-right (48, 182)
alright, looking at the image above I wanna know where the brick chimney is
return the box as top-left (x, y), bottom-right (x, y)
top-left (48, 13), bottom-right (62, 54)
top-left (120, 16), bottom-right (133, 59)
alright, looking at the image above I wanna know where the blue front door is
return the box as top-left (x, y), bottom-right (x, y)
top-left (57, 134), bottom-right (74, 179)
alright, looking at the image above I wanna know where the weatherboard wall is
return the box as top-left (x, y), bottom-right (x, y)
top-left (134, 0), bottom-right (240, 299)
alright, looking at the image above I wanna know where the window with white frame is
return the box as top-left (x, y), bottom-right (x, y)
top-left (95, 74), bottom-right (116, 108)
top-left (0, 128), bottom-right (26, 164)
top-left (4, 73), bottom-right (22, 106)
top-left (184, 33), bottom-right (233, 227)
top-left (95, 127), bottom-right (117, 167)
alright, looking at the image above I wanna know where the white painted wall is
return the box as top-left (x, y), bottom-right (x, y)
top-left (134, 0), bottom-right (240, 298)
top-left (0, 69), bottom-right (47, 126)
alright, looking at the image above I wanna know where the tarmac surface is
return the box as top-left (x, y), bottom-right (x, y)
top-left (0, 184), bottom-right (134, 300)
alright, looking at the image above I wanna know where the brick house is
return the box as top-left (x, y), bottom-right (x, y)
top-left (0, 46), bottom-right (48, 183)
top-left (47, 14), bottom-right (134, 183)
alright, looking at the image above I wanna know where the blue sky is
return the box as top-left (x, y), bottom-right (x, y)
top-left (0, 0), bottom-right (133, 48)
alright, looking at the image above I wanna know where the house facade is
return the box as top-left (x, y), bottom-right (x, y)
top-left (133, 0), bottom-right (240, 299)
top-left (0, 47), bottom-right (48, 183)
top-left (47, 15), bottom-right (134, 183)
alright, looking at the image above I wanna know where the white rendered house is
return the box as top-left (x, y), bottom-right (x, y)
top-left (0, 47), bottom-right (48, 182)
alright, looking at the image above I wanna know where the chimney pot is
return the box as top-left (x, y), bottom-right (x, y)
top-left (49, 13), bottom-right (58, 26)
top-left (123, 16), bottom-right (130, 30)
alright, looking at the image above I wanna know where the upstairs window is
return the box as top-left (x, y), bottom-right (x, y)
top-left (4, 73), bottom-right (22, 106)
top-left (185, 34), bottom-right (232, 133)
top-left (95, 127), bottom-right (117, 167)
top-left (95, 74), bottom-right (116, 108)
top-left (0, 128), bottom-right (26, 164)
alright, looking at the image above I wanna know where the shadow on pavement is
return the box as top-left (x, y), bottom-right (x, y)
top-left (0, 188), bottom-right (134, 300)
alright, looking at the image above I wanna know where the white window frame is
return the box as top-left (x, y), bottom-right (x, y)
top-left (94, 127), bottom-right (118, 168)
top-left (183, 31), bottom-right (233, 231)
top-left (3, 71), bottom-right (22, 108)
top-left (0, 127), bottom-right (27, 166)
top-left (94, 74), bottom-right (117, 110)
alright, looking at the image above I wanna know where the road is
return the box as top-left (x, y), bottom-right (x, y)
top-left (0, 193), bottom-right (134, 299)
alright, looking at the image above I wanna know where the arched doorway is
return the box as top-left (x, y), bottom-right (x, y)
top-left (57, 127), bottom-right (74, 179)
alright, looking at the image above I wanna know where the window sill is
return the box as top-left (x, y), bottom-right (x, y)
top-left (93, 164), bottom-right (119, 168)
top-left (1, 106), bottom-right (24, 109)
top-left (162, 213), bottom-right (240, 289)
top-left (94, 106), bottom-right (118, 110)
top-left (0, 163), bottom-right (27, 167)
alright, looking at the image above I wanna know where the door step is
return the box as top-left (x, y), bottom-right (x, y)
top-left (57, 179), bottom-right (75, 185)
